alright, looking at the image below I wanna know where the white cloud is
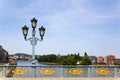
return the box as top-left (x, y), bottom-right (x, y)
top-left (1, 0), bottom-right (120, 24)
top-left (1, 0), bottom-right (120, 57)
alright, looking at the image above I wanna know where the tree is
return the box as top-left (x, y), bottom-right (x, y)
top-left (80, 52), bottom-right (91, 65)
top-left (47, 54), bottom-right (57, 62)
top-left (0, 45), bottom-right (9, 63)
top-left (75, 53), bottom-right (82, 61)
top-left (37, 54), bottom-right (57, 63)
top-left (57, 54), bottom-right (77, 65)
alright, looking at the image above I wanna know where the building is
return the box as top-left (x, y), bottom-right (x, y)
top-left (89, 56), bottom-right (97, 63)
top-left (115, 58), bottom-right (120, 65)
top-left (105, 55), bottom-right (115, 65)
top-left (97, 56), bottom-right (104, 63)
top-left (9, 53), bottom-right (32, 60)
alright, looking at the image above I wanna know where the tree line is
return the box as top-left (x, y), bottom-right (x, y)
top-left (36, 52), bottom-right (91, 65)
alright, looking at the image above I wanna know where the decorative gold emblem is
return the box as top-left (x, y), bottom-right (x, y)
top-left (12, 68), bottom-right (26, 75)
top-left (40, 68), bottom-right (56, 75)
top-left (68, 68), bottom-right (83, 75)
top-left (6, 69), bottom-right (11, 74)
top-left (118, 70), bottom-right (120, 74)
top-left (96, 68), bottom-right (111, 75)
top-left (0, 69), bottom-right (2, 75)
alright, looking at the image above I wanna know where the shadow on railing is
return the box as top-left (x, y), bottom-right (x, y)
top-left (0, 65), bottom-right (120, 78)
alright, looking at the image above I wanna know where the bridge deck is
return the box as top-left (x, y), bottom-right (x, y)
top-left (0, 77), bottom-right (119, 80)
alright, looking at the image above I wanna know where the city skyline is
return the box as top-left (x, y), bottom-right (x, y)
top-left (0, 0), bottom-right (120, 58)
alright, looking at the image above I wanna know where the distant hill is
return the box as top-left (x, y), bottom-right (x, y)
top-left (14, 53), bottom-right (31, 57)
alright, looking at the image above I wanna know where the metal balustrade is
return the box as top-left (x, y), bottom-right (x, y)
top-left (0, 65), bottom-right (120, 77)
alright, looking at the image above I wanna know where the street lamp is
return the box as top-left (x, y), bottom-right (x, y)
top-left (39, 26), bottom-right (45, 40)
top-left (22, 18), bottom-right (45, 65)
top-left (31, 18), bottom-right (37, 29)
top-left (22, 25), bottom-right (28, 40)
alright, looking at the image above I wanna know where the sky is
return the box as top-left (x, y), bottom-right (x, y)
top-left (0, 0), bottom-right (120, 58)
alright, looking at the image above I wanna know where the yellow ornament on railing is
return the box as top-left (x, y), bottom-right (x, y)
top-left (96, 68), bottom-right (111, 75)
top-left (0, 69), bottom-right (2, 75)
top-left (40, 68), bottom-right (56, 76)
top-left (13, 68), bottom-right (26, 75)
top-left (68, 68), bottom-right (83, 75)
top-left (118, 70), bottom-right (120, 74)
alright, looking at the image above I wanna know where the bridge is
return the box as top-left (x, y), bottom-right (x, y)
top-left (0, 65), bottom-right (120, 80)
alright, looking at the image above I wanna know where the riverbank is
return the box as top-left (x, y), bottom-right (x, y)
top-left (39, 62), bottom-right (57, 65)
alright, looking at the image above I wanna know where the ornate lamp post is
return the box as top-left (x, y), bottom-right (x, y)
top-left (22, 18), bottom-right (45, 65)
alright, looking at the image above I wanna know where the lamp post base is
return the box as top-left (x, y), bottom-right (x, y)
top-left (31, 60), bottom-right (36, 65)
top-left (31, 60), bottom-right (36, 77)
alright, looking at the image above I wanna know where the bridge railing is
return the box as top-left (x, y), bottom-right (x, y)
top-left (0, 65), bottom-right (120, 77)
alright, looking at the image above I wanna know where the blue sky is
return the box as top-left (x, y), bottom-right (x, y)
top-left (0, 0), bottom-right (120, 58)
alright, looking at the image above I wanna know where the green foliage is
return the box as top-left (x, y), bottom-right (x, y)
top-left (92, 63), bottom-right (105, 65)
top-left (36, 52), bottom-right (91, 65)
top-left (37, 54), bottom-right (57, 63)
top-left (57, 53), bottom-right (82, 65)
top-left (37, 53), bottom-right (82, 65)
top-left (0, 47), bottom-right (9, 63)
top-left (80, 52), bottom-right (91, 65)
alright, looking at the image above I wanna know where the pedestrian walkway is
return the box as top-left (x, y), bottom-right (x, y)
top-left (0, 77), bottom-right (119, 80)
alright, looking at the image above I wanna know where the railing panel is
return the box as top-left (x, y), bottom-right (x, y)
top-left (90, 66), bottom-right (114, 77)
top-left (0, 65), bottom-right (120, 78)
top-left (6, 66), bottom-right (33, 77)
top-left (116, 67), bottom-right (120, 77)
top-left (36, 66), bottom-right (61, 77)
top-left (63, 66), bottom-right (88, 77)
top-left (0, 66), bottom-right (3, 77)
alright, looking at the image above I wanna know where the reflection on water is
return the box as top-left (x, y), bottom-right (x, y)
top-left (16, 60), bottom-right (46, 66)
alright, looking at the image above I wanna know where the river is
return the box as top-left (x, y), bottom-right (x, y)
top-left (16, 60), bottom-right (47, 66)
